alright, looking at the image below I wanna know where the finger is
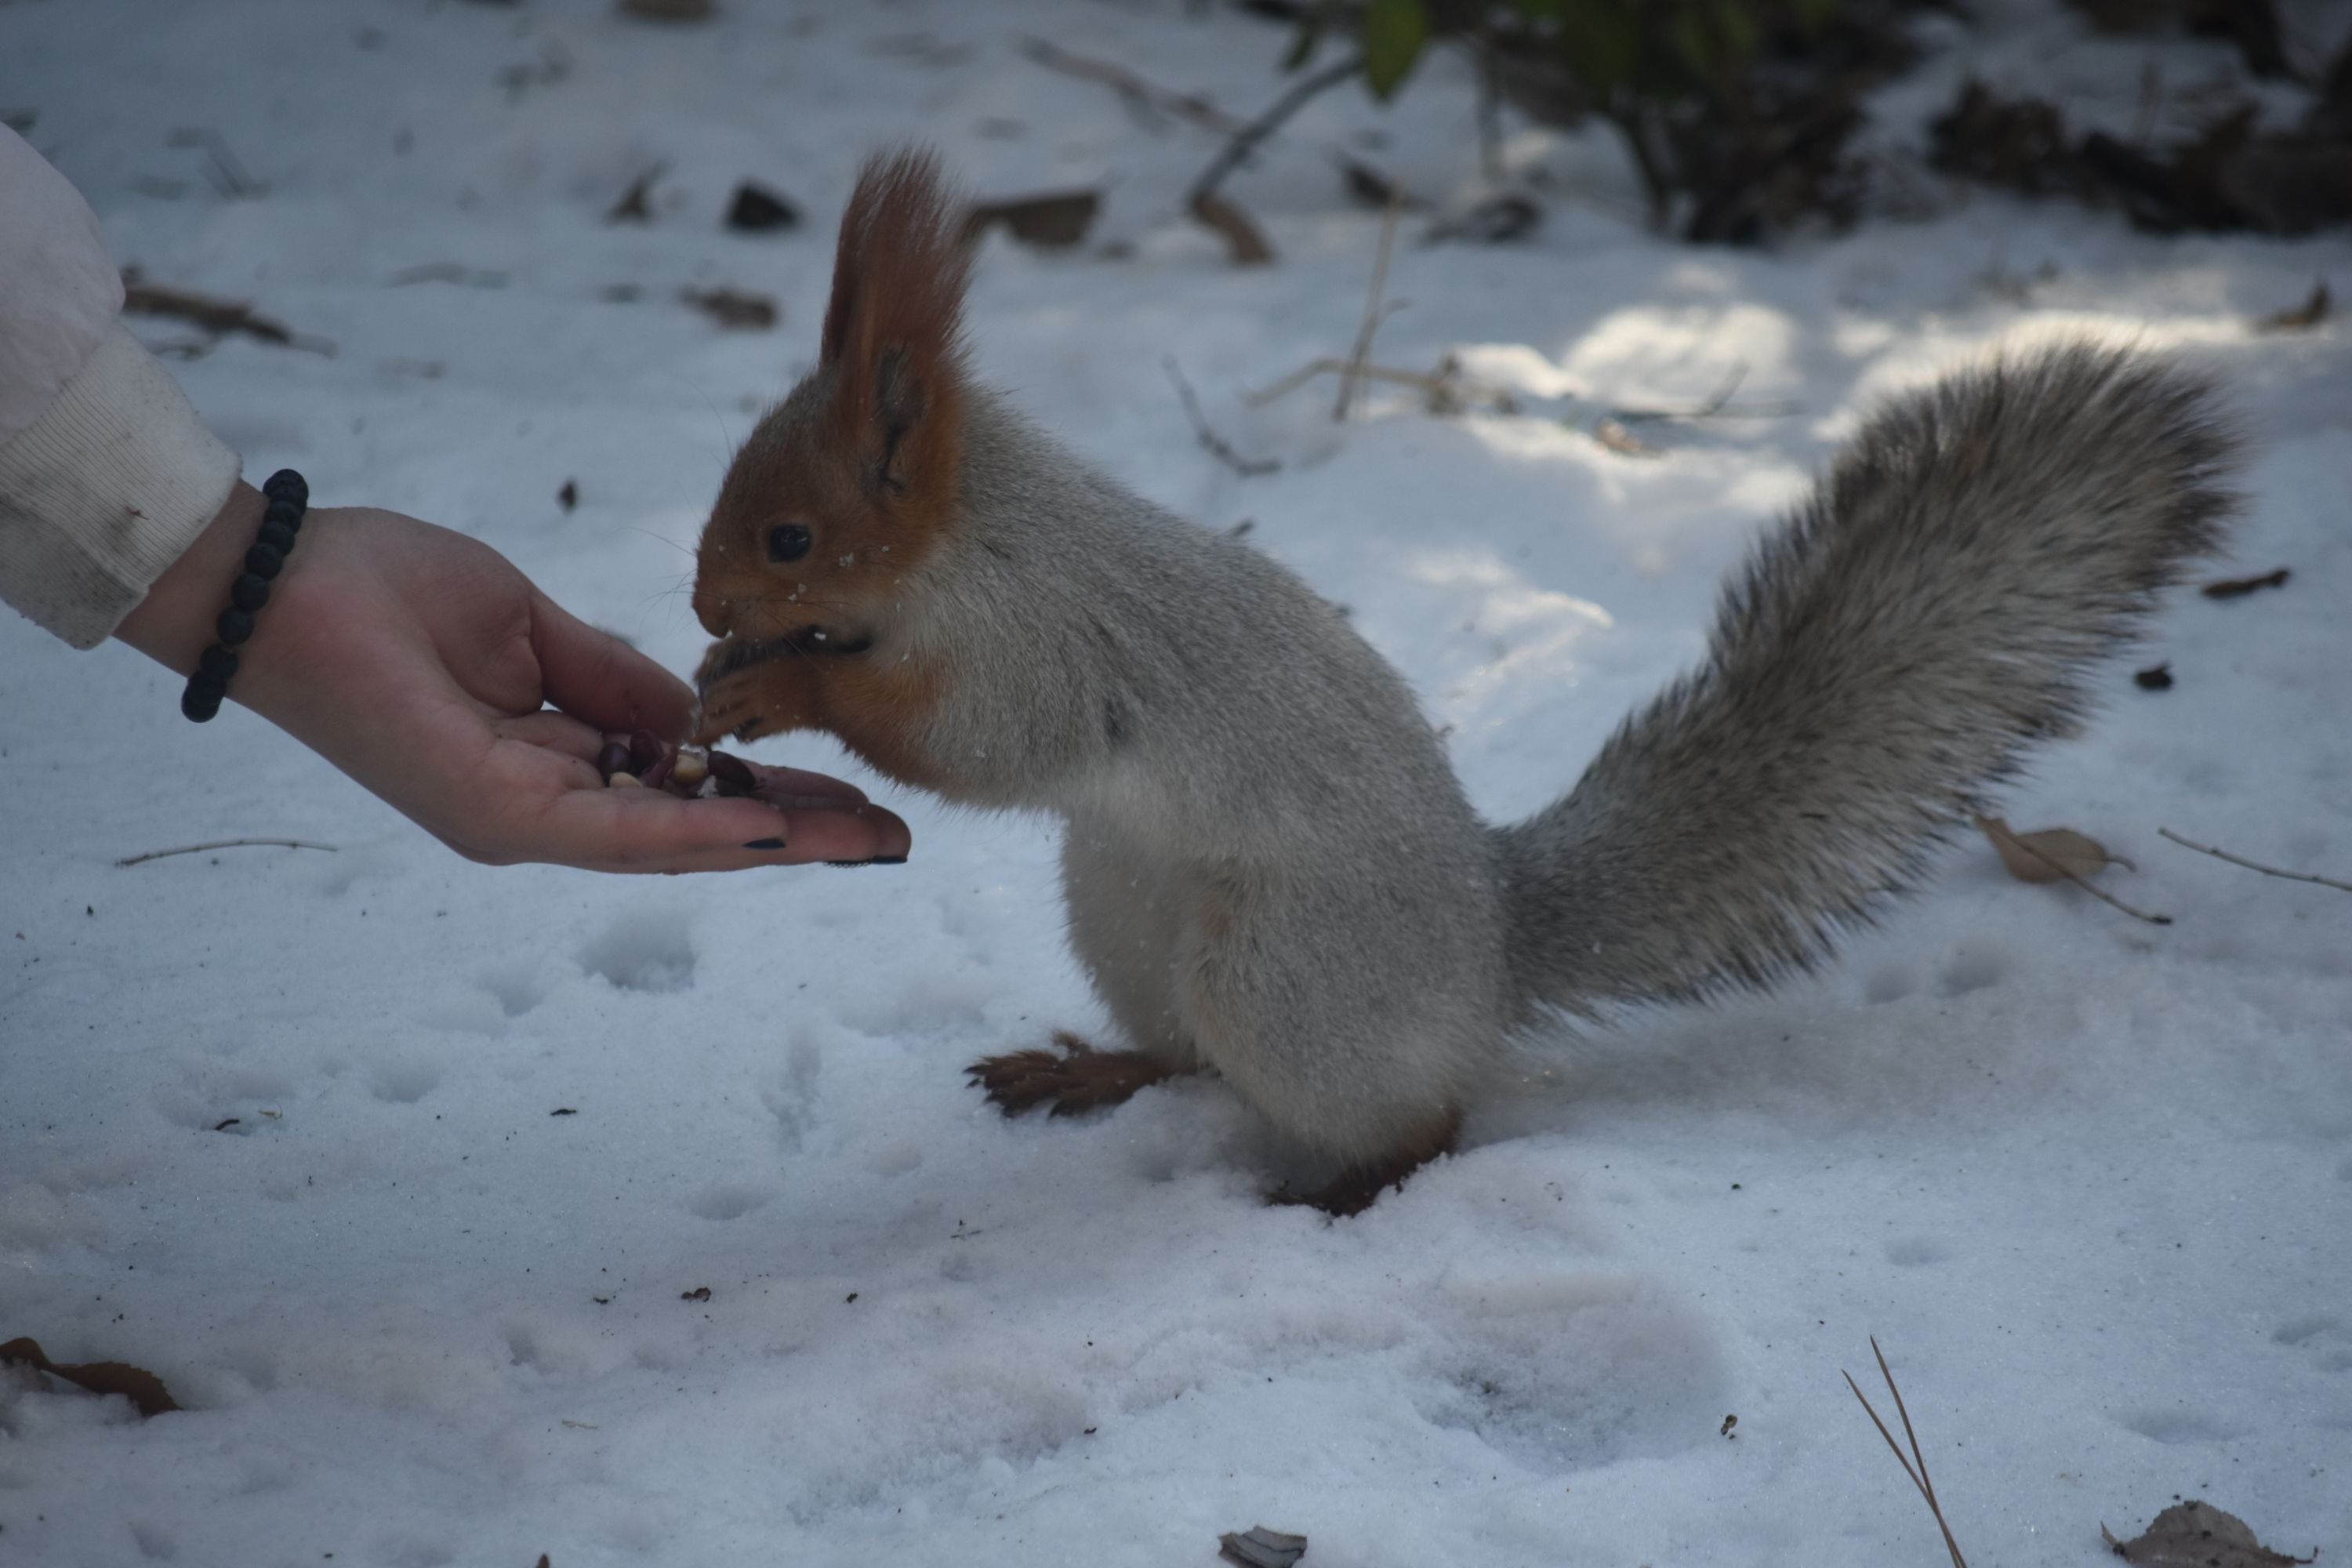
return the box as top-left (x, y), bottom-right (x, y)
top-left (735, 759), bottom-right (870, 810)
top-left (488, 779), bottom-right (912, 873)
top-left (529, 590), bottom-right (698, 740)
top-left (492, 710), bottom-right (605, 765)
top-left (602, 797), bottom-right (913, 873)
top-left (764, 804), bottom-right (913, 865)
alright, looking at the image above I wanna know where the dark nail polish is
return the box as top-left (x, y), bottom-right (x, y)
top-left (871, 855), bottom-right (907, 865)
top-left (742, 837), bottom-right (788, 851)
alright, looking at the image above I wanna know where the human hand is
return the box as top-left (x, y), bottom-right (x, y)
top-left (117, 483), bottom-right (911, 871)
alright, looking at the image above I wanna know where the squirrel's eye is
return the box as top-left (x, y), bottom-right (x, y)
top-left (765, 524), bottom-right (813, 564)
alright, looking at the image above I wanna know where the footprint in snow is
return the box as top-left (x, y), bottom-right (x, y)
top-left (580, 912), bottom-right (697, 993)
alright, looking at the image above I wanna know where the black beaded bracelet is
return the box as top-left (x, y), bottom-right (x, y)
top-left (181, 468), bottom-right (308, 722)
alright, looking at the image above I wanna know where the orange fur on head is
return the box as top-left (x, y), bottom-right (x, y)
top-left (688, 147), bottom-right (975, 767)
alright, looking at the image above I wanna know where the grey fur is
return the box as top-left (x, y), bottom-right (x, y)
top-left (1499, 343), bottom-right (2238, 1014)
top-left (860, 344), bottom-right (2238, 1167)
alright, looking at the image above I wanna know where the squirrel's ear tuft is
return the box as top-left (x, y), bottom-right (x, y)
top-left (821, 147), bottom-right (973, 513)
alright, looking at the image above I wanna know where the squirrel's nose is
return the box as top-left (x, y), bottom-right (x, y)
top-left (691, 583), bottom-right (731, 639)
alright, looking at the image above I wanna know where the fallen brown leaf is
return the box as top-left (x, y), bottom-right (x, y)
top-left (1339, 158), bottom-right (1417, 209)
top-left (1426, 192), bottom-right (1541, 245)
top-left (122, 282), bottom-right (293, 347)
top-left (1219, 1525), bottom-right (1308, 1568)
top-left (1592, 418), bottom-right (1659, 456)
top-left (1190, 191), bottom-right (1275, 265)
top-left (680, 287), bottom-right (777, 330)
top-left (1977, 817), bottom-right (2129, 884)
top-left (0, 1336), bottom-right (180, 1417)
top-left (724, 180), bottom-right (799, 234)
top-left (2256, 278), bottom-right (2329, 332)
top-left (964, 190), bottom-right (1100, 249)
top-left (2102, 1500), bottom-right (2313, 1566)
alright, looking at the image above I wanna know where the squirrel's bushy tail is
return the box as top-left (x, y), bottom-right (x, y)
top-left (1497, 342), bottom-right (2241, 1016)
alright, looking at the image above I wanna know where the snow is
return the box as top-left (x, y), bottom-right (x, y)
top-left (2, 2), bottom-right (2348, 1564)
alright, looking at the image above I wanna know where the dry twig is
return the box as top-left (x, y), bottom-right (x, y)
top-left (1164, 358), bottom-right (1279, 477)
top-left (1335, 198), bottom-right (1403, 421)
top-left (1018, 37), bottom-right (1246, 135)
top-left (605, 161), bottom-right (666, 224)
top-left (1603, 361), bottom-right (1802, 423)
top-left (1248, 356), bottom-right (1518, 416)
top-left (1021, 40), bottom-right (1406, 260)
top-left (2201, 567), bottom-right (2290, 599)
top-left (1189, 191), bottom-right (1275, 265)
top-left (1189, 53), bottom-right (1364, 210)
top-left (118, 839), bottom-right (338, 868)
top-left (1844, 1338), bottom-right (1970, 1568)
top-left (2158, 828), bottom-right (2352, 895)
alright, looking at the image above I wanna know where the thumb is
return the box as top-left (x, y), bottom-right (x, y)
top-left (530, 590), bottom-right (698, 741)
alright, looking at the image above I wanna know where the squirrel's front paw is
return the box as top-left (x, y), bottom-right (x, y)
top-left (692, 638), bottom-right (807, 747)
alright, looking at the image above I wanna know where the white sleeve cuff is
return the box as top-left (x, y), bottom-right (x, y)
top-left (0, 322), bottom-right (241, 648)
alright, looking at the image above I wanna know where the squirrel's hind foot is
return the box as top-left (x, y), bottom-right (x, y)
top-left (1267, 1110), bottom-right (1462, 1217)
top-left (967, 1032), bottom-right (1177, 1118)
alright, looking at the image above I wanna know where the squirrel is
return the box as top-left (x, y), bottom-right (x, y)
top-left (689, 150), bottom-right (2241, 1214)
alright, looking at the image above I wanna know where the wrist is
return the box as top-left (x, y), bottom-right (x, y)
top-left (113, 480), bottom-right (271, 674)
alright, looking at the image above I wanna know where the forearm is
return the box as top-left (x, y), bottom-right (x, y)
top-left (0, 127), bottom-right (241, 648)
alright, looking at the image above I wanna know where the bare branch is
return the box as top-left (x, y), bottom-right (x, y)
top-left (1604, 361), bottom-right (1802, 423)
top-left (118, 839), bottom-right (338, 868)
top-left (1018, 37), bottom-right (1247, 136)
top-left (1845, 1339), bottom-right (1971, 1568)
top-left (1188, 53), bottom-right (1365, 210)
top-left (1335, 199), bottom-right (1403, 422)
top-left (1247, 357), bottom-right (1518, 416)
top-left (2158, 827), bottom-right (2352, 895)
top-left (1164, 358), bottom-right (1279, 477)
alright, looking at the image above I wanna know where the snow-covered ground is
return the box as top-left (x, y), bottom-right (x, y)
top-left (3, 2), bottom-right (2347, 1563)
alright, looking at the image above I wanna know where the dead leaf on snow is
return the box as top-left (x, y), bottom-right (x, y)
top-left (122, 279), bottom-right (330, 354)
top-left (1976, 817), bottom-right (2131, 884)
top-left (1591, 417), bottom-right (1660, 457)
top-left (2101, 1500), bottom-right (2314, 1566)
top-left (1219, 1525), bottom-right (1308, 1568)
top-left (2256, 278), bottom-right (2329, 332)
top-left (964, 190), bottom-right (1100, 249)
top-left (0, 1336), bottom-right (180, 1417)
top-left (680, 287), bottom-right (777, 330)
top-left (724, 180), bottom-right (800, 234)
